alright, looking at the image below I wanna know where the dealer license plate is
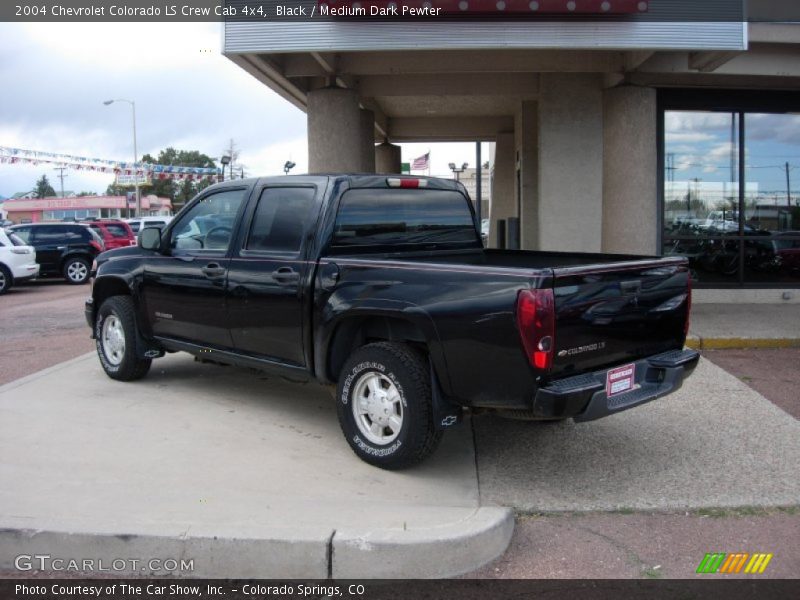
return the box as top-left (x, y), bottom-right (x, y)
top-left (606, 363), bottom-right (636, 397)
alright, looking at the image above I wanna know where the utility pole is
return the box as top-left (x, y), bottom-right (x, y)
top-left (53, 163), bottom-right (67, 198)
top-left (786, 161), bottom-right (792, 208)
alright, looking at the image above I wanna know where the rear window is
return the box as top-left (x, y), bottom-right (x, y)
top-left (332, 189), bottom-right (480, 249)
top-left (8, 232), bottom-right (26, 246)
top-left (105, 224), bottom-right (130, 237)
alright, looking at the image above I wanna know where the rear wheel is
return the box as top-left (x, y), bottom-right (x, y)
top-left (336, 342), bottom-right (442, 469)
top-left (63, 256), bottom-right (91, 284)
top-left (0, 265), bottom-right (11, 295)
top-left (95, 295), bottom-right (151, 381)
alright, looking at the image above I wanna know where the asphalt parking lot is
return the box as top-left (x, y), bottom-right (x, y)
top-left (0, 279), bottom-right (93, 386)
top-left (1, 281), bottom-right (798, 579)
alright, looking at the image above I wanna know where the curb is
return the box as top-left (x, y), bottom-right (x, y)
top-left (0, 508), bottom-right (514, 579)
top-left (332, 507), bottom-right (514, 578)
top-left (686, 336), bottom-right (800, 350)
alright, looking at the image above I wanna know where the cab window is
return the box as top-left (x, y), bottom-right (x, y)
top-left (246, 187), bottom-right (316, 254)
top-left (169, 190), bottom-right (246, 252)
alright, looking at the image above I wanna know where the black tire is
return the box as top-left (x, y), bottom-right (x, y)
top-left (336, 341), bottom-right (443, 469)
top-left (0, 265), bottom-right (11, 295)
top-left (95, 295), bottom-right (152, 381)
top-left (63, 256), bottom-right (91, 285)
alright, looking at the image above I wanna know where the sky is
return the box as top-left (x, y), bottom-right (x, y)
top-left (664, 110), bottom-right (800, 200)
top-left (0, 22), bottom-right (485, 198)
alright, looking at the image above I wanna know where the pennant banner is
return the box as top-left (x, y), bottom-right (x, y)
top-left (0, 146), bottom-right (223, 182)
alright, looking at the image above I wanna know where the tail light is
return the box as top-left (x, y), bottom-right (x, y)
top-left (684, 274), bottom-right (692, 339)
top-left (89, 240), bottom-right (104, 253)
top-left (387, 178), bottom-right (428, 188)
top-left (516, 288), bottom-right (556, 371)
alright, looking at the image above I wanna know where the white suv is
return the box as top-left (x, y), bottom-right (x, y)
top-left (0, 228), bottom-right (39, 294)
top-left (124, 216), bottom-right (172, 234)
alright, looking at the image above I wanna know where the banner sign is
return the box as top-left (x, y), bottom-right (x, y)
top-left (0, 146), bottom-right (222, 183)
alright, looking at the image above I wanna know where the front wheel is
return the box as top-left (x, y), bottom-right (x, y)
top-left (63, 256), bottom-right (91, 284)
top-left (336, 342), bottom-right (443, 469)
top-left (95, 295), bottom-right (151, 381)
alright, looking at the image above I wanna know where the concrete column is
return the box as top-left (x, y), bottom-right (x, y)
top-left (307, 88), bottom-right (362, 173)
top-left (538, 74), bottom-right (604, 252)
top-left (489, 132), bottom-right (516, 248)
top-left (516, 101), bottom-right (539, 249)
top-left (602, 86), bottom-right (658, 255)
top-left (375, 141), bottom-right (402, 174)
top-left (358, 109), bottom-right (376, 173)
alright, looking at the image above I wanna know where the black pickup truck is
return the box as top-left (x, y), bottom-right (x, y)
top-left (86, 175), bottom-right (698, 469)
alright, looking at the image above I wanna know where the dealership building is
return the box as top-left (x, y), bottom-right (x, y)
top-left (223, 0), bottom-right (800, 299)
top-left (3, 194), bottom-right (173, 223)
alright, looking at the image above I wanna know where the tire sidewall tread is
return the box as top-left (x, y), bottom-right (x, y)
top-left (95, 295), bottom-right (151, 381)
top-left (336, 341), bottom-right (442, 470)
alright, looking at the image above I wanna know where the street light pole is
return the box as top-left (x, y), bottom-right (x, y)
top-left (104, 99), bottom-right (140, 217)
top-left (448, 162), bottom-right (468, 182)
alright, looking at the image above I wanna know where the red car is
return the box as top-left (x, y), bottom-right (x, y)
top-left (81, 220), bottom-right (136, 250)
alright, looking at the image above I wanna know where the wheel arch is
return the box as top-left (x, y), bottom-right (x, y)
top-left (92, 276), bottom-right (134, 315)
top-left (320, 312), bottom-right (451, 395)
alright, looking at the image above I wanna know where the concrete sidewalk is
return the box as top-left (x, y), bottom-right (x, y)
top-left (688, 303), bottom-right (800, 349)
top-left (0, 354), bottom-right (512, 579)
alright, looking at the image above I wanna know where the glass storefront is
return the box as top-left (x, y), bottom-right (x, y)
top-left (661, 96), bottom-right (800, 287)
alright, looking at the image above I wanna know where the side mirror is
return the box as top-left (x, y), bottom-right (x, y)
top-left (139, 227), bottom-right (162, 251)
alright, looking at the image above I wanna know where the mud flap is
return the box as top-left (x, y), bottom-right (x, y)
top-left (431, 362), bottom-right (462, 430)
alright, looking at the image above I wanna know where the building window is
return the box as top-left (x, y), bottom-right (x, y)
top-left (660, 91), bottom-right (800, 287)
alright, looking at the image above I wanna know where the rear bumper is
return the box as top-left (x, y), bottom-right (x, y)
top-left (532, 349), bottom-right (700, 422)
top-left (10, 263), bottom-right (39, 282)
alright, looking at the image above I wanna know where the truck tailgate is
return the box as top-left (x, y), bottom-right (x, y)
top-left (550, 258), bottom-right (690, 377)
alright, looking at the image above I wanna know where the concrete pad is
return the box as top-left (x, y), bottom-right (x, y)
top-left (0, 353), bottom-right (510, 578)
top-left (475, 358), bottom-right (800, 512)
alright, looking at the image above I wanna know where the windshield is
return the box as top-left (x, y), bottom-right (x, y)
top-left (332, 188), bottom-right (480, 250)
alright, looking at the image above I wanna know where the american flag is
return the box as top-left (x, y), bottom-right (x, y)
top-left (411, 152), bottom-right (430, 171)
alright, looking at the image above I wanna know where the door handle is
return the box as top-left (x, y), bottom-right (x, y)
top-left (272, 267), bottom-right (300, 284)
top-left (201, 263), bottom-right (226, 278)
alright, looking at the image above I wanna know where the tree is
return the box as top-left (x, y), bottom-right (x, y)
top-left (34, 174), bottom-right (56, 199)
top-left (105, 182), bottom-right (127, 196)
top-left (140, 147), bottom-right (219, 211)
top-left (221, 138), bottom-right (247, 181)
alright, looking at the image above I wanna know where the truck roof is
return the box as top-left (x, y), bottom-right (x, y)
top-left (209, 174), bottom-right (466, 192)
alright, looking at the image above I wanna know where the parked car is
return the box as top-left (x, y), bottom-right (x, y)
top-left (774, 231), bottom-right (800, 273)
top-left (125, 216), bottom-right (172, 234)
top-left (81, 219), bottom-right (136, 250)
top-left (0, 228), bottom-right (39, 294)
top-left (87, 175), bottom-right (696, 469)
top-left (9, 223), bottom-right (104, 285)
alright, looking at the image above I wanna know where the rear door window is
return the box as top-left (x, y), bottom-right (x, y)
top-left (246, 187), bottom-right (317, 254)
top-left (32, 226), bottom-right (68, 243)
top-left (11, 227), bottom-right (32, 243)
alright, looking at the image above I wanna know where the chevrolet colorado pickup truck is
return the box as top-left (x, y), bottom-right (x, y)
top-left (86, 175), bottom-right (698, 469)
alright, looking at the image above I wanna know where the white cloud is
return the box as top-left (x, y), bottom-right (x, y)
top-left (0, 22), bottom-right (305, 196)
